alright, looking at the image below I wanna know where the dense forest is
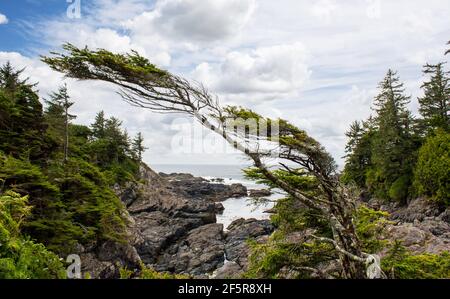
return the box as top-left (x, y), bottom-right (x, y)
top-left (0, 63), bottom-right (147, 278)
top-left (0, 40), bottom-right (449, 279)
top-left (342, 66), bottom-right (449, 205)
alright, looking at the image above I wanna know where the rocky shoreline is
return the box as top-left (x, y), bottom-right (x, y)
top-left (75, 164), bottom-right (450, 279)
top-left (77, 164), bottom-right (274, 278)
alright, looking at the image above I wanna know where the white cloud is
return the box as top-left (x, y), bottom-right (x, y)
top-left (310, 0), bottom-right (338, 23)
top-left (124, 0), bottom-right (256, 43)
top-left (0, 12), bottom-right (8, 24)
top-left (192, 43), bottom-right (310, 95)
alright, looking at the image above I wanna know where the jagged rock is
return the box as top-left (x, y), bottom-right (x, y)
top-left (213, 261), bottom-right (244, 279)
top-left (96, 240), bottom-right (141, 268)
top-left (159, 172), bottom-right (200, 181)
top-left (215, 202), bottom-right (225, 213)
top-left (225, 218), bottom-right (274, 269)
top-left (438, 208), bottom-right (450, 224)
top-left (248, 189), bottom-right (271, 197)
top-left (155, 223), bottom-right (226, 275)
top-left (162, 173), bottom-right (247, 201)
top-left (263, 207), bottom-right (277, 214)
top-left (80, 253), bottom-right (118, 279)
top-left (210, 178), bottom-right (225, 183)
top-left (416, 217), bottom-right (450, 237)
top-left (383, 223), bottom-right (450, 255)
top-left (132, 211), bottom-right (203, 263)
top-left (391, 197), bottom-right (444, 222)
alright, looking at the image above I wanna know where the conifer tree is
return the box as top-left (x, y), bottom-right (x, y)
top-left (342, 120), bottom-right (374, 187)
top-left (132, 132), bottom-right (147, 162)
top-left (0, 62), bottom-right (54, 161)
top-left (0, 62), bottom-right (27, 93)
top-left (418, 63), bottom-right (449, 132)
top-left (103, 117), bottom-right (130, 163)
top-left (45, 84), bottom-right (75, 162)
top-left (369, 70), bottom-right (415, 201)
top-left (91, 111), bottom-right (106, 139)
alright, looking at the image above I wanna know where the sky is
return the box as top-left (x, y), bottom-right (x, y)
top-left (0, 0), bottom-right (449, 167)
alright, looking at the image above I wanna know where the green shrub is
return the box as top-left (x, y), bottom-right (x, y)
top-left (59, 158), bottom-right (129, 245)
top-left (354, 206), bottom-right (391, 252)
top-left (365, 168), bottom-right (388, 199)
top-left (388, 175), bottom-right (411, 203)
top-left (0, 191), bottom-right (66, 279)
top-left (413, 129), bottom-right (450, 205)
top-left (119, 263), bottom-right (189, 279)
top-left (382, 243), bottom-right (450, 279)
top-left (0, 153), bottom-right (128, 254)
top-left (244, 231), bottom-right (335, 279)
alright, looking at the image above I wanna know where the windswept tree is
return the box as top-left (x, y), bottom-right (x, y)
top-left (418, 63), bottom-right (449, 132)
top-left (42, 43), bottom-right (384, 278)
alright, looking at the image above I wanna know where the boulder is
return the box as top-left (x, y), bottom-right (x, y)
top-left (383, 223), bottom-right (450, 255)
top-left (248, 189), bottom-right (271, 197)
top-left (213, 261), bottom-right (244, 279)
top-left (80, 253), bottom-right (118, 279)
top-left (225, 218), bottom-right (274, 269)
top-left (215, 202), bottom-right (225, 213)
top-left (391, 197), bottom-right (444, 222)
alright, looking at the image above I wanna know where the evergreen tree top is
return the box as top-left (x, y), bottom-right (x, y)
top-left (372, 70), bottom-right (411, 117)
top-left (0, 62), bottom-right (35, 93)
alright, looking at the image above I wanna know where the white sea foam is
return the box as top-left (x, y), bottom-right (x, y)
top-left (152, 164), bottom-right (285, 230)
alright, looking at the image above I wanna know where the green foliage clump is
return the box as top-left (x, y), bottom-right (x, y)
top-left (245, 237), bottom-right (293, 279)
top-left (244, 231), bottom-right (335, 279)
top-left (42, 43), bottom-right (168, 85)
top-left (388, 175), bottom-right (411, 203)
top-left (413, 129), bottom-right (450, 205)
top-left (341, 121), bottom-right (374, 188)
top-left (58, 158), bottom-right (129, 245)
top-left (0, 191), bottom-right (66, 279)
top-left (418, 63), bottom-right (449, 132)
top-left (0, 63), bottom-right (57, 163)
top-left (354, 206), bottom-right (391, 252)
top-left (119, 263), bottom-right (189, 279)
top-left (0, 152), bottom-right (129, 254)
top-left (382, 243), bottom-right (450, 279)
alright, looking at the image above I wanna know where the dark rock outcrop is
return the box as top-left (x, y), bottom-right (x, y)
top-left (248, 189), bottom-right (271, 197)
top-left (162, 173), bottom-right (248, 201)
top-left (224, 218), bottom-right (274, 270)
top-left (390, 197), bottom-right (445, 222)
top-left (215, 202), bottom-right (225, 213)
top-left (154, 223), bottom-right (226, 275)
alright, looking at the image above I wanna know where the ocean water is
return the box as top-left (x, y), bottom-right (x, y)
top-left (152, 164), bottom-right (284, 229)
